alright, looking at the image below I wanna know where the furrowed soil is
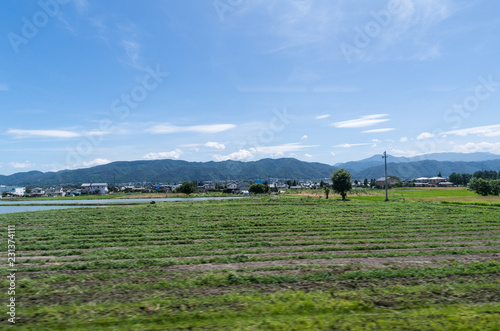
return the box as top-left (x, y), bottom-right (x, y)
top-left (1, 194), bottom-right (499, 330)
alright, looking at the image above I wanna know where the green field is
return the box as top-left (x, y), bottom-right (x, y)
top-left (1, 192), bottom-right (500, 329)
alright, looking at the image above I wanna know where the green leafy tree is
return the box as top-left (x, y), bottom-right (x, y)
top-left (490, 179), bottom-right (500, 196)
top-left (323, 186), bottom-right (330, 199)
top-left (331, 169), bottom-right (352, 200)
top-left (468, 178), bottom-right (491, 196)
top-left (249, 183), bottom-right (267, 194)
top-left (174, 181), bottom-right (198, 194)
top-left (363, 178), bottom-right (368, 187)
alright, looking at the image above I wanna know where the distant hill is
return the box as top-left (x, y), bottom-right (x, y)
top-left (336, 152), bottom-right (500, 173)
top-left (0, 158), bottom-right (336, 186)
top-left (2, 153), bottom-right (500, 186)
top-left (353, 159), bottom-right (500, 180)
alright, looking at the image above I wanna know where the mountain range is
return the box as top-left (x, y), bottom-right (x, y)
top-left (1, 152), bottom-right (500, 186)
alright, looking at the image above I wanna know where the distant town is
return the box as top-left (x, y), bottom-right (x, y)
top-left (0, 175), bottom-right (460, 198)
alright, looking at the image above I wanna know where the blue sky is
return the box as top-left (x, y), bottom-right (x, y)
top-left (1, 0), bottom-right (500, 175)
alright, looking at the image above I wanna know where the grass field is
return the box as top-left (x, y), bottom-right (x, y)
top-left (1, 190), bottom-right (499, 329)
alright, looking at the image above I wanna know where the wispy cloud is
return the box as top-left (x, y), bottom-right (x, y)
top-left (7, 129), bottom-right (107, 139)
top-left (252, 143), bottom-right (318, 155)
top-left (213, 143), bottom-right (318, 161)
top-left (452, 142), bottom-right (500, 154)
top-left (315, 114), bottom-right (330, 120)
top-left (362, 128), bottom-right (395, 133)
top-left (74, 0), bottom-right (89, 13)
top-left (330, 114), bottom-right (389, 128)
top-left (81, 158), bottom-right (111, 167)
top-left (441, 124), bottom-right (500, 137)
top-left (10, 161), bottom-right (35, 169)
top-left (121, 40), bottom-right (140, 66)
top-left (143, 149), bottom-right (184, 160)
top-left (333, 143), bottom-right (373, 148)
top-left (148, 123), bottom-right (236, 134)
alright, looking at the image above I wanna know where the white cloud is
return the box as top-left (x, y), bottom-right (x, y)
top-left (148, 123), bottom-right (236, 134)
top-left (213, 143), bottom-right (317, 161)
top-left (8, 129), bottom-right (81, 138)
top-left (441, 124), bottom-right (500, 137)
top-left (213, 149), bottom-right (254, 161)
top-left (452, 142), bottom-right (500, 154)
top-left (301, 135), bottom-right (308, 140)
top-left (400, 137), bottom-right (409, 142)
top-left (9, 161), bottom-right (35, 169)
top-left (330, 114), bottom-right (389, 128)
top-left (315, 114), bottom-right (330, 120)
top-left (182, 142), bottom-right (226, 150)
top-left (7, 129), bottom-right (108, 139)
top-left (143, 149), bottom-right (183, 160)
top-left (362, 128), bottom-right (395, 133)
top-left (304, 154), bottom-right (313, 158)
top-left (330, 152), bottom-right (336, 156)
top-left (251, 143), bottom-right (318, 155)
top-left (333, 143), bottom-right (372, 148)
top-left (390, 149), bottom-right (422, 157)
top-left (417, 132), bottom-right (435, 140)
top-left (81, 158), bottom-right (111, 168)
top-left (204, 142), bottom-right (226, 150)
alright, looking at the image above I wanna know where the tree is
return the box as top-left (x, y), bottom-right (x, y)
top-left (462, 173), bottom-right (472, 185)
top-left (174, 181), bottom-right (198, 194)
top-left (363, 178), bottom-right (368, 187)
top-left (491, 179), bottom-right (500, 196)
top-left (323, 185), bottom-right (330, 199)
top-left (438, 172), bottom-right (442, 177)
top-left (468, 178), bottom-right (491, 196)
top-left (331, 169), bottom-right (352, 201)
top-left (249, 183), bottom-right (267, 194)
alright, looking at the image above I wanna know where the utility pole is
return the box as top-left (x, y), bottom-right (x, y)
top-left (383, 151), bottom-right (389, 202)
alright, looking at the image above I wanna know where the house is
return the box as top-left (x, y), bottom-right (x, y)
top-left (438, 181), bottom-right (454, 187)
top-left (375, 177), bottom-right (398, 188)
top-left (203, 183), bottom-right (215, 191)
top-left (30, 188), bottom-right (45, 197)
top-left (427, 176), bottom-right (447, 186)
top-left (414, 177), bottom-right (430, 187)
top-left (44, 186), bottom-right (66, 197)
top-left (82, 183), bottom-right (108, 195)
top-left (0, 185), bottom-right (26, 197)
top-left (226, 182), bottom-right (238, 192)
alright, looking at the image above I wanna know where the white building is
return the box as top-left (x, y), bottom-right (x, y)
top-left (82, 183), bottom-right (109, 195)
top-left (0, 185), bottom-right (26, 197)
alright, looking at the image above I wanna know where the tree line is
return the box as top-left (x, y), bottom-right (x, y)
top-left (448, 170), bottom-right (500, 186)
